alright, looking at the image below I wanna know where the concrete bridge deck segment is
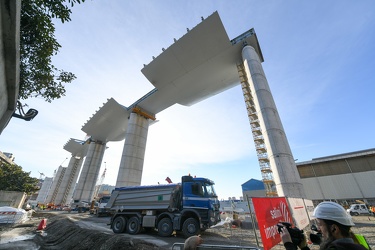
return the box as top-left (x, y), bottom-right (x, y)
top-left (63, 138), bottom-right (88, 158)
top-left (138, 11), bottom-right (263, 113)
top-left (80, 11), bottom-right (263, 143)
top-left (81, 98), bottom-right (131, 142)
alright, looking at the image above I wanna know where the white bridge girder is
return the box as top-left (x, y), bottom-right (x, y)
top-left (59, 11), bottom-right (304, 200)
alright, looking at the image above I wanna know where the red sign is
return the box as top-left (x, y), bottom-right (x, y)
top-left (252, 197), bottom-right (293, 250)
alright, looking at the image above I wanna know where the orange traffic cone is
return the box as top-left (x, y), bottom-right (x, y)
top-left (37, 218), bottom-right (47, 230)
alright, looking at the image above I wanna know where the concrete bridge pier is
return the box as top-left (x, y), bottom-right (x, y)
top-left (242, 45), bottom-right (306, 198)
top-left (116, 112), bottom-right (151, 187)
top-left (54, 156), bottom-right (84, 205)
top-left (73, 140), bottom-right (106, 203)
top-left (45, 166), bottom-right (66, 205)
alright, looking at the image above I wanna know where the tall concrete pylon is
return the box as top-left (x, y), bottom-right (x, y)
top-left (72, 140), bottom-right (106, 203)
top-left (241, 45), bottom-right (306, 198)
top-left (36, 177), bottom-right (53, 204)
top-left (116, 111), bottom-right (153, 187)
top-left (53, 156), bottom-right (84, 205)
top-left (45, 165), bottom-right (66, 204)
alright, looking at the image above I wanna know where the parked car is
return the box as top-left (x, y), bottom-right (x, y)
top-left (346, 204), bottom-right (371, 216)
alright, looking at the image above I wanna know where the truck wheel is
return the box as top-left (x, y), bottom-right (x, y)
top-left (127, 216), bottom-right (141, 235)
top-left (112, 216), bottom-right (127, 233)
top-left (182, 218), bottom-right (200, 238)
top-left (157, 218), bottom-right (173, 237)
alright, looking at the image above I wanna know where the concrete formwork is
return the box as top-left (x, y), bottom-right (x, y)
top-left (242, 45), bottom-right (306, 198)
top-left (116, 113), bottom-right (150, 187)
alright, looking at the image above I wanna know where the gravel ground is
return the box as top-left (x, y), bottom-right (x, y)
top-left (0, 211), bottom-right (374, 249)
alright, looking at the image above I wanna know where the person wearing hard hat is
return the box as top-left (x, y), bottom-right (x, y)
top-left (280, 201), bottom-right (368, 250)
top-left (313, 201), bottom-right (368, 249)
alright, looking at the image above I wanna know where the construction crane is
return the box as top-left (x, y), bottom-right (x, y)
top-left (38, 171), bottom-right (45, 180)
top-left (93, 162), bottom-right (107, 199)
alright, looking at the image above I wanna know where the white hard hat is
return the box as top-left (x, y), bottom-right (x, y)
top-left (312, 201), bottom-right (355, 226)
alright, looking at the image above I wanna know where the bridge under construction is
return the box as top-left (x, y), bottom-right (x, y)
top-left (39, 11), bottom-right (305, 207)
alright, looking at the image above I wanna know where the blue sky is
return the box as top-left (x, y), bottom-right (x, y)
top-left (1, 1), bottom-right (375, 200)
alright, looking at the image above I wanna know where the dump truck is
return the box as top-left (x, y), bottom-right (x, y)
top-left (106, 175), bottom-right (221, 238)
top-left (90, 196), bottom-right (111, 216)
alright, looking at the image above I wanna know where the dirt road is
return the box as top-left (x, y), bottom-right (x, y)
top-left (0, 211), bottom-right (374, 249)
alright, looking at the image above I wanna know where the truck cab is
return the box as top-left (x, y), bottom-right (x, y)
top-left (346, 204), bottom-right (370, 216)
top-left (96, 196), bottom-right (111, 216)
top-left (181, 176), bottom-right (221, 228)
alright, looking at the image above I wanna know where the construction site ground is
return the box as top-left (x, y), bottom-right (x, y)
top-left (0, 211), bottom-right (374, 249)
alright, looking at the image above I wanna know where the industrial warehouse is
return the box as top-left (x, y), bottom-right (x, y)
top-left (296, 148), bottom-right (375, 205)
top-left (241, 148), bottom-right (375, 206)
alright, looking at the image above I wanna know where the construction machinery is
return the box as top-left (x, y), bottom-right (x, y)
top-left (106, 175), bottom-right (220, 238)
top-left (90, 195), bottom-right (111, 216)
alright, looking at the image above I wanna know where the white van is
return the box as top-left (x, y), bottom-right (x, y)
top-left (346, 204), bottom-right (370, 216)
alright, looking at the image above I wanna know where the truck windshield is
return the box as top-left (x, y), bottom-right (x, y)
top-left (100, 196), bottom-right (110, 203)
top-left (205, 184), bottom-right (217, 198)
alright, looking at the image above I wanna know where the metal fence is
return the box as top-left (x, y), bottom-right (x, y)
top-left (172, 243), bottom-right (260, 250)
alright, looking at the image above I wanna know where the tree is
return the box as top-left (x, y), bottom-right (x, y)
top-left (19, 0), bottom-right (85, 102)
top-left (0, 161), bottom-right (39, 194)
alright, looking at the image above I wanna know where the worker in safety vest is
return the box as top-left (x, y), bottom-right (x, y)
top-left (371, 206), bottom-right (375, 217)
top-left (351, 232), bottom-right (372, 250)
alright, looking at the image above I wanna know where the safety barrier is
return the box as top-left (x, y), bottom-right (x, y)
top-left (0, 211), bottom-right (17, 215)
top-left (171, 243), bottom-right (260, 250)
top-left (0, 212), bottom-right (17, 226)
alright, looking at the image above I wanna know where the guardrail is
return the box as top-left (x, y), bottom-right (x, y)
top-left (171, 243), bottom-right (260, 250)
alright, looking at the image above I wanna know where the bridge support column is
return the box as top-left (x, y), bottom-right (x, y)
top-left (73, 140), bottom-right (106, 203)
top-left (116, 112), bottom-right (150, 187)
top-left (242, 45), bottom-right (306, 198)
top-left (55, 156), bottom-right (84, 205)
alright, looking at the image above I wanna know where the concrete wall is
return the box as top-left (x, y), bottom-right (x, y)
top-left (0, 0), bottom-right (21, 134)
top-left (0, 190), bottom-right (26, 208)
